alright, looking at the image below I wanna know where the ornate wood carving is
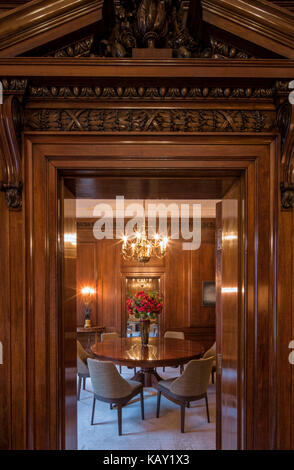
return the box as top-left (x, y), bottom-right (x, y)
top-left (49, 33), bottom-right (253, 59)
top-left (0, 94), bottom-right (23, 209)
top-left (24, 108), bottom-right (275, 133)
top-left (277, 99), bottom-right (294, 209)
top-left (59, 0), bottom-right (253, 59)
top-left (48, 36), bottom-right (94, 58)
top-left (2, 78), bottom-right (28, 93)
top-left (28, 85), bottom-right (274, 100)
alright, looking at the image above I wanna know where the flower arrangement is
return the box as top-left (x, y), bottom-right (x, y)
top-left (126, 290), bottom-right (163, 321)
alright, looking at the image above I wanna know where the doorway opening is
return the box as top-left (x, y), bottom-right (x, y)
top-left (61, 171), bottom-right (244, 450)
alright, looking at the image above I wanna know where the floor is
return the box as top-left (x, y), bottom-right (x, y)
top-left (78, 367), bottom-right (216, 450)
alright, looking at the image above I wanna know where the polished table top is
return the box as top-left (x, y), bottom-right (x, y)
top-left (91, 337), bottom-right (204, 369)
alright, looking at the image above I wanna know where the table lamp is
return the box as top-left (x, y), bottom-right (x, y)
top-left (81, 286), bottom-right (95, 328)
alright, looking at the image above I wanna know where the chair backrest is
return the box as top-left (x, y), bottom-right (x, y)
top-left (101, 332), bottom-right (120, 342)
top-left (203, 342), bottom-right (216, 359)
top-left (170, 357), bottom-right (214, 397)
top-left (87, 358), bottom-right (133, 399)
top-left (164, 331), bottom-right (185, 340)
top-left (77, 341), bottom-right (89, 375)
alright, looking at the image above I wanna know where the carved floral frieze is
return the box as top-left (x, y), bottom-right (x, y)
top-left (24, 108), bottom-right (275, 133)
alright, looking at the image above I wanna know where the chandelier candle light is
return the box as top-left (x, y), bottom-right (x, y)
top-left (81, 286), bottom-right (95, 328)
top-left (122, 230), bottom-right (168, 264)
top-left (126, 291), bottom-right (163, 346)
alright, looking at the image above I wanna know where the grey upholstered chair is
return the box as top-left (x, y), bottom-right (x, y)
top-left (156, 356), bottom-right (214, 433)
top-left (77, 341), bottom-right (91, 401)
top-left (163, 331), bottom-right (185, 374)
top-left (87, 358), bottom-right (144, 436)
top-left (203, 342), bottom-right (216, 384)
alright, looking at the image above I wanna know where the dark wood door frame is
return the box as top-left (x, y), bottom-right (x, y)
top-left (23, 132), bottom-right (278, 450)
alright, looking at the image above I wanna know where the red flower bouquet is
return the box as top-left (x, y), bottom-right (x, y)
top-left (126, 291), bottom-right (163, 320)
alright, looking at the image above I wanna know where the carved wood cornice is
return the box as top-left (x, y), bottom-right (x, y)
top-left (0, 94), bottom-right (23, 210)
top-left (1, 58), bottom-right (294, 79)
top-left (27, 84), bottom-right (275, 100)
top-left (0, 67), bottom-right (292, 211)
top-left (24, 108), bottom-right (276, 133)
top-left (202, 0), bottom-right (294, 58)
top-left (0, 0), bottom-right (104, 58)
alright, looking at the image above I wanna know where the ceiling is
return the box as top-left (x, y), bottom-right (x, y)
top-left (64, 175), bottom-right (238, 201)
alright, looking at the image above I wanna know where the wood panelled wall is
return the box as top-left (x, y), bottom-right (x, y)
top-left (277, 207), bottom-right (294, 449)
top-left (76, 218), bottom-right (216, 346)
top-left (0, 191), bottom-right (26, 450)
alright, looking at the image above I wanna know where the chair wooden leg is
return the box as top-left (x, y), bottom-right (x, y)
top-left (77, 375), bottom-right (82, 401)
top-left (117, 406), bottom-right (122, 436)
top-left (212, 371), bottom-right (215, 384)
top-left (140, 390), bottom-right (144, 420)
top-left (110, 403), bottom-right (113, 410)
top-left (181, 404), bottom-right (185, 433)
top-left (205, 393), bottom-right (210, 423)
top-left (187, 402), bottom-right (190, 408)
top-left (91, 396), bottom-right (96, 425)
top-left (83, 377), bottom-right (86, 390)
top-left (156, 391), bottom-right (161, 418)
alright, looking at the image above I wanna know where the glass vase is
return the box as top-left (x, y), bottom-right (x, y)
top-left (140, 319), bottom-right (150, 347)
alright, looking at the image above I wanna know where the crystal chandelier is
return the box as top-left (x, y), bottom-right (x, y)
top-left (122, 230), bottom-right (168, 264)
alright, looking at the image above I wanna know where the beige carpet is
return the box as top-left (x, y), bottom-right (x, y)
top-left (78, 367), bottom-right (216, 451)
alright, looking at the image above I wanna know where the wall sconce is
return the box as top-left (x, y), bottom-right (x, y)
top-left (81, 286), bottom-right (95, 328)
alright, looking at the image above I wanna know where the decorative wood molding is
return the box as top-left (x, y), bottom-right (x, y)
top-left (48, 36), bottom-right (94, 58)
top-left (27, 84), bottom-right (275, 100)
top-left (47, 33), bottom-right (253, 60)
top-left (277, 99), bottom-right (294, 209)
top-left (202, 0), bottom-right (294, 58)
top-left (24, 108), bottom-right (276, 133)
top-left (2, 78), bottom-right (28, 93)
top-left (1, 58), bottom-right (294, 79)
top-left (0, 0), bottom-right (104, 58)
top-left (268, 1), bottom-right (294, 13)
top-left (0, 95), bottom-right (23, 209)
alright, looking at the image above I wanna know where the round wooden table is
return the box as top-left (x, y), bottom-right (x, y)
top-left (91, 337), bottom-right (204, 388)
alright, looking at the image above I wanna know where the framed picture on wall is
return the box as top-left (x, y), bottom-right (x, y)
top-left (202, 281), bottom-right (216, 306)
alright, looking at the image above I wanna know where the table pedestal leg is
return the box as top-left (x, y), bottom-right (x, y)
top-left (132, 368), bottom-right (163, 389)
